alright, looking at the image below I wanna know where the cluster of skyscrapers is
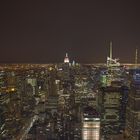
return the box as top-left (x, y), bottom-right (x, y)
top-left (0, 47), bottom-right (140, 140)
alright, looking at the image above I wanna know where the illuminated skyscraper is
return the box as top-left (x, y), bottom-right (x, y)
top-left (7, 71), bottom-right (17, 92)
top-left (62, 53), bottom-right (71, 81)
top-left (82, 106), bottom-right (100, 140)
top-left (64, 53), bottom-right (70, 63)
top-left (107, 41), bottom-right (120, 67)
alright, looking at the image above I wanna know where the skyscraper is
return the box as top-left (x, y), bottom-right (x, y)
top-left (64, 53), bottom-right (70, 63)
top-left (82, 106), bottom-right (100, 140)
top-left (125, 69), bottom-right (140, 140)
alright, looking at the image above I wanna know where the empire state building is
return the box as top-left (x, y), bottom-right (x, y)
top-left (64, 53), bottom-right (70, 63)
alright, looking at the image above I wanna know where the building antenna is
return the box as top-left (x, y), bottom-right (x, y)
top-left (135, 48), bottom-right (138, 65)
top-left (110, 41), bottom-right (112, 60)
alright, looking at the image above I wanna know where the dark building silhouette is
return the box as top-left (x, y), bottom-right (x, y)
top-left (125, 69), bottom-right (140, 140)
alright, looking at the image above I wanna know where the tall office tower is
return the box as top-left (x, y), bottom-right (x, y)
top-left (62, 57), bottom-right (71, 83)
top-left (46, 68), bottom-right (58, 113)
top-left (98, 85), bottom-right (128, 135)
top-left (47, 68), bottom-right (57, 97)
top-left (7, 71), bottom-right (17, 92)
top-left (82, 106), bottom-right (100, 140)
top-left (106, 41), bottom-right (120, 67)
top-left (125, 69), bottom-right (140, 140)
top-left (26, 78), bottom-right (37, 95)
top-left (119, 86), bottom-right (129, 130)
top-left (63, 53), bottom-right (71, 84)
top-left (62, 64), bottom-right (70, 82)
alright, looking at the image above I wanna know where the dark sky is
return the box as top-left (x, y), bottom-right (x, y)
top-left (0, 0), bottom-right (140, 63)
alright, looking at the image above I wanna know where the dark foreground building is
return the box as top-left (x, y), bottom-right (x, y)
top-left (99, 85), bottom-right (128, 135)
top-left (125, 69), bottom-right (140, 140)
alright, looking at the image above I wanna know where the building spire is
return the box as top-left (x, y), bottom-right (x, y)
top-left (110, 41), bottom-right (112, 60)
top-left (64, 53), bottom-right (70, 63)
top-left (135, 48), bottom-right (138, 65)
top-left (66, 53), bottom-right (68, 58)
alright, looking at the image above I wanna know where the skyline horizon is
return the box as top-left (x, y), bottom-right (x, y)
top-left (0, 46), bottom-right (139, 64)
top-left (0, 1), bottom-right (140, 63)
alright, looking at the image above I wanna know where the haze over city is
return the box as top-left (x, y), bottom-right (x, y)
top-left (0, 1), bottom-right (140, 63)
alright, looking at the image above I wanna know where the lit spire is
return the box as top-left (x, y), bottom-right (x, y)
top-left (66, 53), bottom-right (68, 58)
top-left (64, 53), bottom-right (70, 63)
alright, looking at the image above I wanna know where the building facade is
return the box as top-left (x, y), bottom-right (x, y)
top-left (125, 69), bottom-right (140, 140)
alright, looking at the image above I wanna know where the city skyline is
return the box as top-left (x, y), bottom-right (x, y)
top-left (0, 1), bottom-right (140, 63)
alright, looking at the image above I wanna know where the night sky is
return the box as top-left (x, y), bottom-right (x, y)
top-left (0, 1), bottom-right (140, 63)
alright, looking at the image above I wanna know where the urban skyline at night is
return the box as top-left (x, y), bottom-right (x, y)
top-left (1, 1), bottom-right (140, 140)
